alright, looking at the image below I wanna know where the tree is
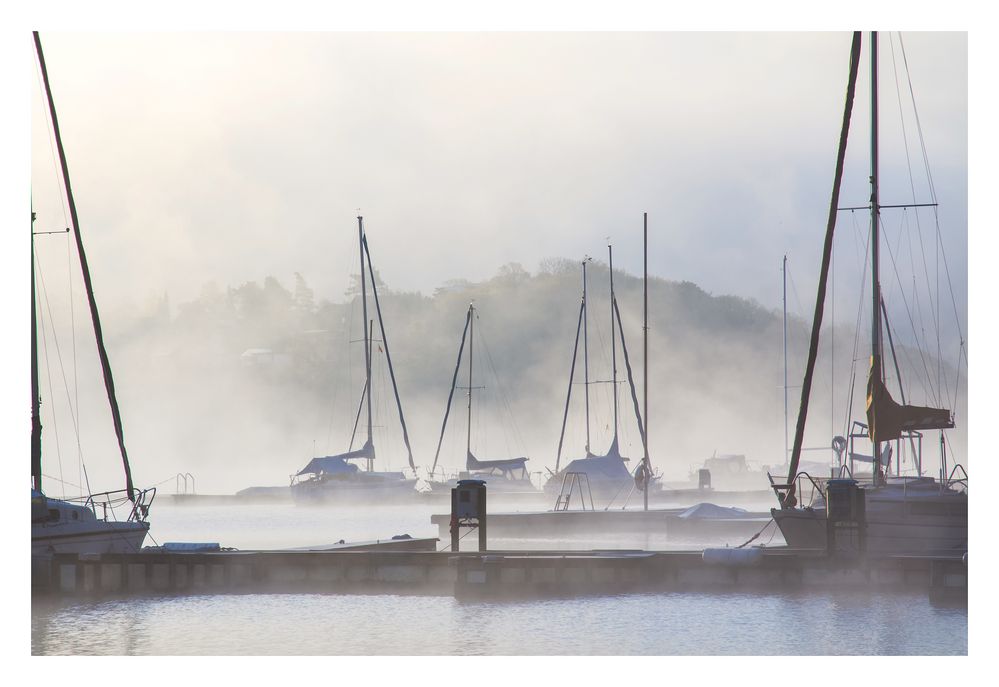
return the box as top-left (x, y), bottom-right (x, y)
top-left (293, 272), bottom-right (315, 314)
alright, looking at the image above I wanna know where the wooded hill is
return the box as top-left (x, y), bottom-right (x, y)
top-left (106, 258), bottom-right (965, 491)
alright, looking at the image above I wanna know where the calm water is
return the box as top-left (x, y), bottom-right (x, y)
top-left (31, 503), bottom-right (967, 655)
top-left (32, 591), bottom-right (966, 655)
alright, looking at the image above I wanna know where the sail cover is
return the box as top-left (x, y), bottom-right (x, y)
top-left (466, 451), bottom-right (528, 472)
top-left (297, 441), bottom-right (372, 476)
top-left (866, 355), bottom-right (953, 442)
top-left (557, 438), bottom-right (632, 480)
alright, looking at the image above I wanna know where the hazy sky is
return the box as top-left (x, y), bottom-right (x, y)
top-left (17, 29), bottom-right (972, 492)
top-left (27, 31), bottom-right (967, 329)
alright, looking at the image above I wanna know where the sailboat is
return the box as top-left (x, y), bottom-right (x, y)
top-left (770, 32), bottom-right (967, 555)
top-left (31, 32), bottom-right (154, 555)
top-left (425, 304), bottom-right (537, 494)
top-left (544, 243), bottom-right (657, 504)
top-left (290, 217), bottom-right (418, 503)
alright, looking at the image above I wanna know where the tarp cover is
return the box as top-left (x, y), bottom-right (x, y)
top-left (466, 451), bottom-right (528, 472)
top-left (678, 503), bottom-right (749, 520)
top-left (297, 441), bottom-right (372, 476)
top-left (867, 355), bottom-right (953, 442)
top-left (558, 438), bottom-right (632, 481)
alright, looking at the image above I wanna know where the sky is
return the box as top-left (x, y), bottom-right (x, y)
top-left (18, 27), bottom-right (972, 488)
top-left (24, 31), bottom-right (967, 334)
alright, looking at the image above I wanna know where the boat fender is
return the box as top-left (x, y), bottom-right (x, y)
top-left (162, 542), bottom-right (221, 553)
top-left (634, 465), bottom-right (648, 491)
top-left (702, 547), bottom-right (764, 567)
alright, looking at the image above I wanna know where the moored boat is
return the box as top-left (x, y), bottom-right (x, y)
top-left (31, 32), bottom-right (154, 555)
top-left (770, 32), bottom-right (967, 555)
top-left (425, 304), bottom-right (539, 496)
top-left (290, 217), bottom-right (418, 504)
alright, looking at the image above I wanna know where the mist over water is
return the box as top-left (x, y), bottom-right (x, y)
top-left (32, 258), bottom-right (968, 498)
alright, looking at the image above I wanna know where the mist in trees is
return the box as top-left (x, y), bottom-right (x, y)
top-left (83, 256), bottom-right (966, 494)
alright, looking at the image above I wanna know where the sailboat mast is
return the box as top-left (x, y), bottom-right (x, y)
top-left (366, 319), bottom-right (375, 471)
top-left (466, 304), bottom-right (475, 459)
top-left (582, 259), bottom-right (591, 453)
top-left (361, 233), bottom-right (417, 471)
top-left (642, 212), bottom-right (650, 512)
top-left (34, 31), bottom-right (136, 502)
top-left (782, 255), bottom-right (789, 464)
top-left (357, 216), bottom-right (373, 459)
top-left (431, 307), bottom-right (472, 474)
top-left (780, 31), bottom-right (863, 508)
top-left (555, 299), bottom-right (585, 473)
top-left (31, 211), bottom-right (42, 494)
top-left (870, 31), bottom-right (884, 481)
top-left (608, 243), bottom-right (619, 443)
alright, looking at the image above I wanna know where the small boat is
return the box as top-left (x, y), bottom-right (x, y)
top-left (31, 32), bottom-right (154, 555)
top-left (32, 489), bottom-right (150, 556)
top-left (290, 217), bottom-right (418, 504)
top-left (292, 442), bottom-right (418, 503)
top-left (544, 245), bottom-right (658, 505)
top-left (770, 32), bottom-right (967, 555)
top-left (425, 304), bottom-right (538, 495)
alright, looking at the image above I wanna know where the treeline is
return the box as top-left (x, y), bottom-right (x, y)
top-left (106, 257), bottom-right (965, 487)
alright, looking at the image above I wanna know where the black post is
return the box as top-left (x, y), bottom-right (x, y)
top-left (478, 486), bottom-right (487, 553)
top-left (450, 488), bottom-right (459, 552)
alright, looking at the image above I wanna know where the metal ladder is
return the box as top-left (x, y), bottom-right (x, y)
top-left (554, 472), bottom-right (595, 511)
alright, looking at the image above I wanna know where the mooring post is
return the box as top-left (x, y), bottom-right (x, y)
top-left (450, 487), bottom-right (459, 552)
top-left (450, 479), bottom-right (487, 553)
top-left (478, 486), bottom-right (487, 553)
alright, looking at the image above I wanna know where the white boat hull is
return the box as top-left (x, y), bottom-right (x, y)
top-left (32, 520), bottom-right (149, 556)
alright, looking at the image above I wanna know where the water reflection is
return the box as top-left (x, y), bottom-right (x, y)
top-left (33, 503), bottom-right (967, 656)
top-left (32, 590), bottom-right (967, 655)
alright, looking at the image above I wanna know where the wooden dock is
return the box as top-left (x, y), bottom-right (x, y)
top-left (32, 545), bottom-right (966, 604)
top-left (450, 549), bottom-right (967, 602)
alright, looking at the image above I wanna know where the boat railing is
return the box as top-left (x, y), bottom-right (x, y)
top-left (130, 487), bottom-right (156, 522)
top-left (794, 471), bottom-right (826, 506)
top-left (946, 463), bottom-right (969, 492)
top-left (72, 486), bottom-right (156, 523)
top-left (437, 468), bottom-right (461, 482)
top-left (768, 470), bottom-right (826, 508)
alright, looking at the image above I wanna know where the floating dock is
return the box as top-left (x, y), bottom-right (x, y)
top-left (429, 507), bottom-right (776, 545)
top-left (32, 544), bottom-right (966, 604)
